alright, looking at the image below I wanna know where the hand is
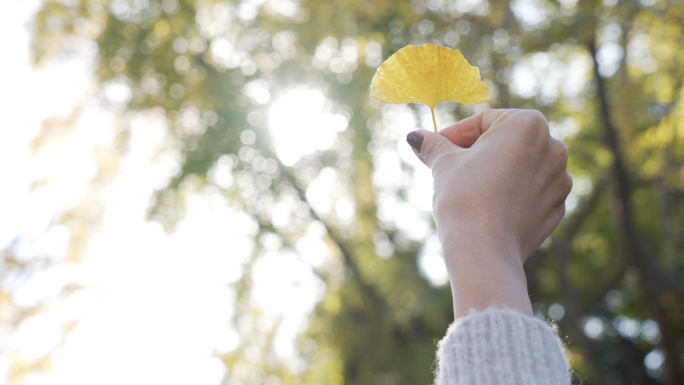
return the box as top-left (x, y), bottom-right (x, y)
top-left (407, 109), bottom-right (572, 318)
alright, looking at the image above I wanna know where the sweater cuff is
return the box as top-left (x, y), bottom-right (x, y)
top-left (435, 307), bottom-right (571, 385)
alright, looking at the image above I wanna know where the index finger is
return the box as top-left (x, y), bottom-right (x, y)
top-left (438, 109), bottom-right (507, 148)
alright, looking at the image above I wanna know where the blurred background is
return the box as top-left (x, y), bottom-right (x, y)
top-left (1, 0), bottom-right (683, 384)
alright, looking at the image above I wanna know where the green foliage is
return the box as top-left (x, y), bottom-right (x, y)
top-left (27, 0), bottom-right (684, 384)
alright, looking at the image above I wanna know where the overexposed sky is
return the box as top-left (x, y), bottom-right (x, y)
top-left (0, 2), bottom-right (319, 384)
top-left (1, 2), bottom-right (235, 383)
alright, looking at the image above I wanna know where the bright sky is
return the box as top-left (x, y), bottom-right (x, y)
top-left (0, 2), bottom-right (233, 383)
top-left (0, 1), bottom-right (325, 383)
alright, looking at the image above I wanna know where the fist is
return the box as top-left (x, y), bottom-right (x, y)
top-left (408, 109), bottom-right (572, 263)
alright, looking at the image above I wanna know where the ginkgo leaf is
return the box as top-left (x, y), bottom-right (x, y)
top-left (370, 44), bottom-right (490, 132)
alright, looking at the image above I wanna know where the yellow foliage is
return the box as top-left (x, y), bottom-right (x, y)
top-left (572, 233), bottom-right (608, 266)
top-left (567, 349), bottom-right (585, 370)
top-left (323, 293), bottom-right (341, 315)
top-left (594, 148), bottom-right (614, 167)
top-left (639, 122), bottom-right (674, 149)
top-left (631, 92), bottom-right (684, 180)
top-left (370, 44), bottom-right (489, 131)
top-left (642, 158), bottom-right (663, 178)
top-left (154, 20), bottom-right (170, 38)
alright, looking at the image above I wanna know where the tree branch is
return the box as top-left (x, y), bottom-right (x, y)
top-left (276, 158), bottom-right (387, 311)
top-left (555, 240), bottom-right (611, 385)
top-left (559, 179), bottom-right (606, 240)
top-left (589, 43), bottom-right (684, 385)
top-left (582, 265), bottom-right (626, 315)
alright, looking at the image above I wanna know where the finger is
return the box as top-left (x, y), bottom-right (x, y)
top-left (406, 129), bottom-right (459, 169)
top-left (438, 109), bottom-right (508, 148)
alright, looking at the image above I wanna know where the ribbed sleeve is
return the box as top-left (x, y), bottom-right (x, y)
top-left (435, 308), bottom-right (571, 385)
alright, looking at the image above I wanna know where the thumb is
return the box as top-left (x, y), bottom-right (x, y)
top-left (406, 130), bottom-right (459, 169)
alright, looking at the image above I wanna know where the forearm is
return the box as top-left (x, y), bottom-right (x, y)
top-left (409, 110), bottom-right (572, 383)
top-left (438, 229), bottom-right (566, 384)
top-left (440, 226), bottom-right (533, 319)
top-left (447, 255), bottom-right (533, 319)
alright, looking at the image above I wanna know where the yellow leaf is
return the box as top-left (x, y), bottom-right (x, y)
top-left (370, 44), bottom-right (490, 132)
top-left (154, 20), bottom-right (170, 38)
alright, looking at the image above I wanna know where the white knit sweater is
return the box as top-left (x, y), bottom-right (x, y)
top-left (435, 308), bottom-right (571, 385)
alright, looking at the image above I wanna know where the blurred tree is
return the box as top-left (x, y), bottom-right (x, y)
top-left (22, 0), bottom-right (684, 384)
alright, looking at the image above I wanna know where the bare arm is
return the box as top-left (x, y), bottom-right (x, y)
top-left (407, 109), bottom-right (572, 384)
top-left (407, 109), bottom-right (571, 318)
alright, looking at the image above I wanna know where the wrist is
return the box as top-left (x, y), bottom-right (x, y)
top-left (437, 218), bottom-right (524, 264)
top-left (440, 233), bottom-right (532, 319)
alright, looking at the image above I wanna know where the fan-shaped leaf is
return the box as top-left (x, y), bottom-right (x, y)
top-left (370, 44), bottom-right (490, 131)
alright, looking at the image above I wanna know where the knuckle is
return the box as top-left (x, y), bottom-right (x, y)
top-left (560, 141), bottom-right (569, 160)
top-left (557, 204), bottom-right (566, 220)
top-left (562, 173), bottom-right (573, 196)
top-left (527, 109), bottom-right (549, 127)
top-left (551, 139), bottom-right (569, 165)
top-left (515, 110), bottom-right (549, 143)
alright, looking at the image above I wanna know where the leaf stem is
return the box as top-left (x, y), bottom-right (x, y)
top-left (430, 106), bottom-right (437, 133)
